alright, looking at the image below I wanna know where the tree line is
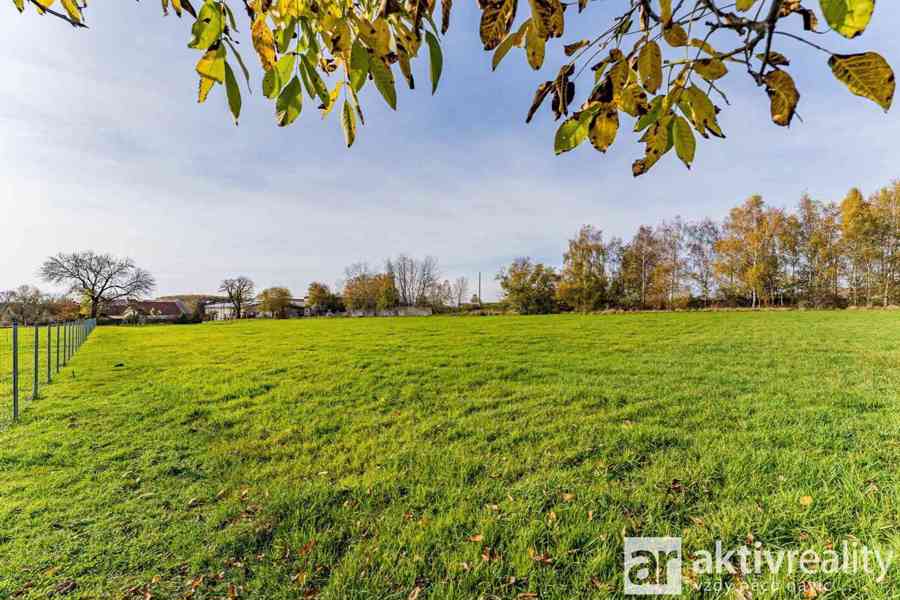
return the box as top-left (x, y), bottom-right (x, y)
top-left (498, 181), bottom-right (900, 313)
top-left (306, 255), bottom-right (471, 314)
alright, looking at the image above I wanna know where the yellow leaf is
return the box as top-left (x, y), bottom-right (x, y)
top-left (736, 0), bottom-right (756, 11)
top-left (828, 52), bottom-right (895, 112)
top-left (694, 58), bottom-right (727, 81)
top-left (196, 45), bottom-right (226, 84)
top-left (60, 0), bottom-right (82, 22)
top-left (357, 17), bottom-right (392, 58)
top-left (252, 16), bottom-right (277, 71)
top-left (799, 495), bottom-right (813, 507)
top-left (638, 41), bottom-right (662, 93)
top-left (819, 0), bottom-right (874, 39)
top-left (684, 85), bottom-right (724, 138)
top-left (764, 69), bottom-right (800, 126)
top-left (662, 23), bottom-right (688, 48)
top-left (689, 38), bottom-right (718, 56)
top-left (632, 114), bottom-right (671, 176)
top-left (527, 0), bottom-right (564, 39)
top-left (618, 84), bottom-right (650, 117)
top-left (673, 115), bottom-right (695, 168)
top-left (659, 0), bottom-right (672, 24)
top-left (341, 99), bottom-right (356, 146)
top-left (525, 22), bottom-right (546, 70)
top-left (198, 76), bottom-right (215, 103)
top-left (588, 104), bottom-right (618, 152)
top-left (478, 0), bottom-right (517, 51)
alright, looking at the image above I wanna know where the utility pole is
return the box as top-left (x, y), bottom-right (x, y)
top-left (478, 272), bottom-right (482, 305)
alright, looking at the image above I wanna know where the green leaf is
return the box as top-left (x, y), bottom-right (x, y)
top-left (276, 76), bottom-right (303, 126)
top-left (276, 54), bottom-right (296, 88)
top-left (277, 18), bottom-right (297, 54)
top-left (224, 38), bottom-right (253, 92)
top-left (341, 99), bottom-right (357, 147)
top-left (224, 62), bottom-right (242, 125)
top-left (494, 20), bottom-right (530, 71)
top-left (554, 111), bottom-right (591, 154)
top-left (672, 115), bottom-right (695, 168)
top-left (349, 40), bottom-right (370, 93)
top-left (819, 0), bottom-right (875, 39)
top-left (369, 57), bottom-right (397, 110)
top-left (425, 31), bottom-right (443, 95)
top-left (301, 55), bottom-right (330, 108)
top-left (263, 67), bottom-right (283, 99)
top-left (828, 52), bottom-right (895, 111)
top-left (189, 0), bottom-right (223, 49)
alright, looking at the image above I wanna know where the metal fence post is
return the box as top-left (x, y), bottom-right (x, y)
top-left (56, 322), bottom-right (60, 373)
top-left (47, 322), bottom-right (52, 384)
top-left (12, 321), bottom-right (18, 421)
top-left (33, 324), bottom-right (39, 400)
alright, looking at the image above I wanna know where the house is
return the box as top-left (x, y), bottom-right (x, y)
top-left (103, 300), bottom-right (189, 323)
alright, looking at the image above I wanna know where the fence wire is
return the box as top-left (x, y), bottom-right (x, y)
top-left (0, 319), bottom-right (96, 423)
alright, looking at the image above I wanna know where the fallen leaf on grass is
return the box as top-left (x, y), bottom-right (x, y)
top-left (528, 548), bottom-right (553, 565)
top-left (800, 495), bottom-right (813, 507)
top-left (467, 534), bottom-right (484, 542)
top-left (298, 539), bottom-right (316, 557)
top-left (561, 493), bottom-right (575, 502)
top-left (801, 581), bottom-right (825, 598)
top-left (53, 579), bottom-right (76, 595)
top-left (408, 587), bottom-right (421, 600)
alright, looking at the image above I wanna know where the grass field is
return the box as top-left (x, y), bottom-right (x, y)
top-left (1, 312), bottom-right (899, 599)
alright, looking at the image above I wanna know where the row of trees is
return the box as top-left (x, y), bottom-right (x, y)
top-left (327, 256), bottom-right (471, 313)
top-left (0, 286), bottom-right (82, 325)
top-left (499, 182), bottom-right (900, 313)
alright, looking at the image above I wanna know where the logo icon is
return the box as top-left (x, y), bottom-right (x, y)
top-left (624, 537), bottom-right (683, 595)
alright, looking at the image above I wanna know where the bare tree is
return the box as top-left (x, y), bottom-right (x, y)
top-left (40, 251), bottom-right (155, 318)
top-left (685, 219), bottom-right (721, 307)
top-left (219, 277), bottom-right (255, 319)
top-left (451, 277), bottom-right (469, 308)
top-left (387, 254), bottom-right (441, 306)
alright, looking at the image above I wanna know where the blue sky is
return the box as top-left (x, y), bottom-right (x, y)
top-left (2, 2), bottom-right (898, 300)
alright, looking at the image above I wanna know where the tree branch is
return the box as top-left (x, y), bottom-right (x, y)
top-left (27, 0), bottom-right (88, 28)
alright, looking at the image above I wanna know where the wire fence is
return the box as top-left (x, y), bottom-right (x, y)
top-left (0, 319), bottom-right (96, 423)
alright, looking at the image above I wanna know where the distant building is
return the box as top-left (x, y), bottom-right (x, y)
top-left (205, 298), bottom-right (309, 320)
top-left (103, 300), bottom-right (189, 323)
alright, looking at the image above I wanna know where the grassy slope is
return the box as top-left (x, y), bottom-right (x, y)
top-left (1, 312), bottom-right (899, 599)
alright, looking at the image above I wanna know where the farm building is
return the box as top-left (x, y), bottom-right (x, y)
top-left (205, 298), bottom-right (309, 320)
top-left (103, 300), bottom-right (189, 323)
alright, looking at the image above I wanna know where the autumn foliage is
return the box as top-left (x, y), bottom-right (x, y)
top-left (9, 0), bottom-right (895, 174)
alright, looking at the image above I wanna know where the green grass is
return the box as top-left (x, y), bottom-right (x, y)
top-left (1, 312), bottom-right (900, 599)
